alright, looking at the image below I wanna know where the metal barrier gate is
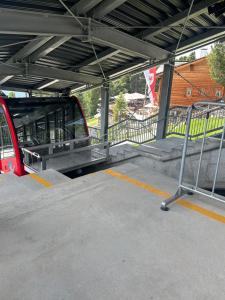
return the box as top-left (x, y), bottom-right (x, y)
top-left (161, 101), bottom-right (225, 211)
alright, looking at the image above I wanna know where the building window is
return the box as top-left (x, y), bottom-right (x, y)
top-left (199, 88), bottom-right (205, 96)
top-left (215, 89), bottom-right (222, 97)
top-left (186, 88), bottom-right (192, 97)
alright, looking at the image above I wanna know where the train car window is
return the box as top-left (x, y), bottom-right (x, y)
top-left (0, 106), bottom-right (15, 159)
top-left (6, 97), bottom-right (88, 148)
top-left (74, 102), bottom-right (86, 139)
top-left (36, 117), bottom-right (47, 144)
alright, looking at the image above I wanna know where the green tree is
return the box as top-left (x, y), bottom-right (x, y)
top-left (178, 51), bottom-right (196, 62)
top-left (113, 93), bottom-right (127, 123)
top-left (86, 88), bottom-right (100, 117)
top-left (75, 71), bottom-right (147, 120)
top-left (75, 88), bottom-right (100, 118)
top-left (110, 75), bottom-right (129, 96)
top-left (188, 51), bottom-right (196, 62)
top-left (8, 91), bottom-right (16, 98)
top-left (110, 73), bottom-right (146, 97)
top-left (208, 43), bottom-right (225, 87)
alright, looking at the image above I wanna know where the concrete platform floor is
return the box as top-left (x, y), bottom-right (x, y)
top-left (1, 161), bottom-right (225, 299)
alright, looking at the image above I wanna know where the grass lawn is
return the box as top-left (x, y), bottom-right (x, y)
top-left (168, 117), bottom-right (225, 139)
top-left (88, 116), bottom-right (225, 146)
top-left (87, 117), bottom-right (99, 127)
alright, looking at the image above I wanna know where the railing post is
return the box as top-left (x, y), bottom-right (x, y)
top-left (156, 60), bottom-right (174, 140)
top-left (126, 119), bottom-right (129, 140)
top-left (41, 158), bottom-right (46, 171)
top-left (100, 81), bottom-right (110, 143)
top-left (106, 141), bottom-right (110, 160)
top-left (49, 144), bottom-right (53, 155)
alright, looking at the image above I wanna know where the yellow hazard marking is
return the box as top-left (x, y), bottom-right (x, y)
top-left (103, 169), bottom-right (225, 225)
top-left (29, 173), bottom-right (53, 188)
top-left (104, 169), bottom-right (168, 198)
top-left (177, 199), bottom-right (225, 224)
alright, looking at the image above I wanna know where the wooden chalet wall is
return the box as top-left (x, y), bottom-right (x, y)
top-left (156, 57), bottom-right (225, 107)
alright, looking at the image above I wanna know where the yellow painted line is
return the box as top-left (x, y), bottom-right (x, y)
top-left (29, 173), bottom-right (53, 188)
top-left (104, 169), bottom-right (169, 198)
top-left (177, 199), bottom-right (225, 224)
top-left (103, 169), bottom-right (225, 225)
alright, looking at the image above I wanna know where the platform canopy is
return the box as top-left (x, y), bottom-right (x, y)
top-left (0, 0), bottom-right (224, 94)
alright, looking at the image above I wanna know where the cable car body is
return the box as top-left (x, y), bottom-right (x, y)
top-left (0, 96), bottom-right (89, 176)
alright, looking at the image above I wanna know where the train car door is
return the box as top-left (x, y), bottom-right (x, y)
top-left (0, 106), bottom-right (17, 174)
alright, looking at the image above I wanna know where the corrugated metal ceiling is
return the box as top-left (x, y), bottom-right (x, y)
top-left (0, 0), bottom-right (224, 93)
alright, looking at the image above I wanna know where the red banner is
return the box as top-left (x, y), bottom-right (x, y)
top-left (144, 67), bottom-right (157, 105)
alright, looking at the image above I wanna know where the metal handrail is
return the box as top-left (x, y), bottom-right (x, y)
top-left (88, 99), bottom-right (225, 147)
top-left (26, 136), bottom-right (90, 151)
top-left (22, 148), bottom-right (41, 159)
top-left (41, 141), bottom-right (109, 160)
top-left (194, 101), bottom-right (225, 107)
top-left (107, 105), bottom-right (187, 129)
top-left (22, 137), bottom-right (110, 172)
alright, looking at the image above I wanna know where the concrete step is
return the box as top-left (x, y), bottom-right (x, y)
top-left (109, 143), bottom-right (139, 163)
top-left (0, 169), bottom-right (71, 203)
top-left (137, 137), bottom-right (222, 162)
top-left (0, 166), bottom-right (113, 211)
top-left (0, 163), bottom-right (145, 219)
top-left (1, 161), bottom-right (225, 300)
top-left (132, 137), bottom-right (225, 189)
top-left (136, 138), bottom-right (184, 161)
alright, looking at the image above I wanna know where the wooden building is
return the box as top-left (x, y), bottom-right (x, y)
top-left (156, 57), bottom-right (225, 107)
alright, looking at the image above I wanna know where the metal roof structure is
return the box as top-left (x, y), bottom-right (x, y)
top-left (0, 0), bottom-right (224, 94)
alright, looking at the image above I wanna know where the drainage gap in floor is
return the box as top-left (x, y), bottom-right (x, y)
top-left (64, 163), bottom-right (108, 179)
top-left (205, 188), bottom-right (225, 197)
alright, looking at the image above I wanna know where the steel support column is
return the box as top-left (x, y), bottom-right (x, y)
top-left (100, 82), bottom-right (110, 142)
top-left (156, 60), bottom-right (174, 140)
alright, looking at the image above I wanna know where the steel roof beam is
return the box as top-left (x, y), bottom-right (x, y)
top-left (0, 9), bottom-right (86, 36)
top-left (170, 27), bottom-right (225, 52)
top-left (28, 36), bottom-right (72, 63)
top-left (75, 49), bottom-right (119, 71)
top-left (72, 0), bottom-right (104, 15)
top-left (78, 0), bottom-right (220, 70)
top-left (0, 83), bottom-right (59, 94)
top-left (9, 37), bottom-right (53, 62)
top-left (91, 0), bottom-right (127, 19)
top-left (139, 0), bottom-right (220, 39)
top-left (25, 0), bottom-right (124, 63)
top-left (104, 28), bottom-right (225, 81)
top-left (0, 36), bottom-right (54, 84)
top-left (0, 64), bottom-right (22, 77)
top-left (0, 0), bottom-right (218, 91)
top-left (20, 0), bottom-right (125, 66)
top-left (87, 23), bottom-right (170, 60)
top-left (24, 0), bottom-right (105, 62)
top-left (27, 64), bottom-right (103, 85)
top-left (0, 9), bottom-right (169, 59)
top-left (0, 1), bottom-right (100, 84)
top-left (0, 1), bottom-right (102, 62)
top-left (0, 63), bottom-right (103, 85)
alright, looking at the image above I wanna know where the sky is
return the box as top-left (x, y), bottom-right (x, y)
top-left (3, 90), bottom-right (27, 97)
top-left (185, 44), bottom-right (212, 59)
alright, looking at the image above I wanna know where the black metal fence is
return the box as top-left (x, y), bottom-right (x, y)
top-left (88, 101), bottom-right (225, 146)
